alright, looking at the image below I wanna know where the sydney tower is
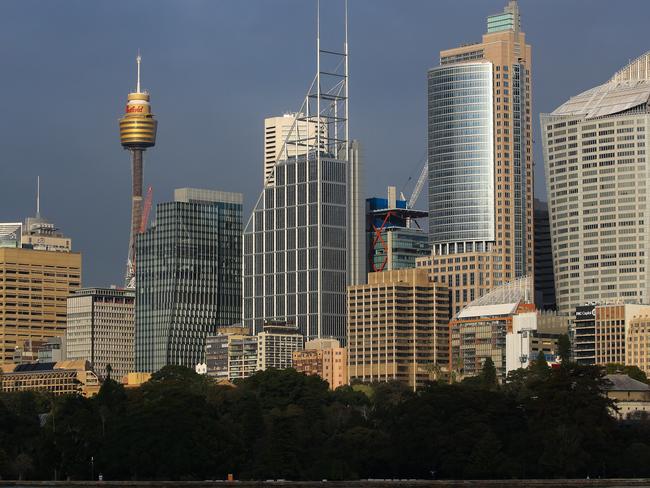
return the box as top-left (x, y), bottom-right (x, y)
top-left (119, 55), bottom-right (157, 288)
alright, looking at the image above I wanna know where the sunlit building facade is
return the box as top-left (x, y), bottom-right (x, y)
top-left (423, 0), bottom-right (534, 316)
top-left (450, 275), bottom-right (535, 380)
top-left (0, 360), bottom-right (99, 397)
top-left (574, 303), bottom-right (650, 367)
top-left (66, 287), bottom-right (135, 380)
top-left (541, 52), bottom-right (650, 314)
top-left (0, 247), bottom-right (81, 363)
top-left (348, 268), bottom-right (450, 390)
top-left (292, 338), bottom-right (347, 390)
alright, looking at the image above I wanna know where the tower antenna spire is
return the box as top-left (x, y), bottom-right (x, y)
top-left (36, 176), bottom-right (40, 218)
top-left (136, 51), bottom-right (142, 93)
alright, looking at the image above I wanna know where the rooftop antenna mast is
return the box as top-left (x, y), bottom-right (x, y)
top-left (258, 0), bottom-right (349, 188)
top-left (136, 51), bottom-right (142, 93)
top-left (242, 0), bottom-right (350, 339)
top-left (36, 176), bottom-right (41, 218)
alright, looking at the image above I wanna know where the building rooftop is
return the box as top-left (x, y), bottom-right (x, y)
top-left (71, 287), bottom-right (135, 298)
top-left (605, 374), bottom-right (650, 392)
top-left (174, 188), bottom-right (243, 205)
top-left (4, 360), bottom-right (91, 374)
top-left (457, 275), bottom-right (534, 319)
top-left (0, 222), bottom-right (21, 247)
top-left (552, 52), bottom-right (650, 119)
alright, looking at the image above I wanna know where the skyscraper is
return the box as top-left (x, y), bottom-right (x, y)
top-left (423, 0), bottom-right (534, 316)
top-left (541, 52), bottom-right (650, 314)
top-left (119, 55), bottom-right (157, 288)
top-left (533, 199), bottom-right (556, 310)
top-left (66, 287), bottom-right (135, 380)
top-left (135, 188), bottom-right (243, 372)
top-left (243, 1), bottom-right (363, 342)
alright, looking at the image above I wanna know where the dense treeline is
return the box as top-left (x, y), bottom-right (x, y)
top-left (1, 359), bottom-right (650, 481)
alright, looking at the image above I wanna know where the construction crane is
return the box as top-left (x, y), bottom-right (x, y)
top-left (408, 160), bottom-right (428, 209)
top-left (398, 160), bottom-right (428, 229)
top-left (140, 186), bottom-right (153, 233)
top-left (126, 186), bottom-right (153, 289)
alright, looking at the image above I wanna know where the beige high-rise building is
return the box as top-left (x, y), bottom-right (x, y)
top-left (422, 0), bottom-right (534, 316)
top-left (293, 338), bottom-right (347, 390)
top-left (263, 113), bottom-right (326, 186)
top-left (541, 52), bottom-right (650, 314)
top-left (0, 248), bottom-right (81, 363)
top-left (347, 268), bottom-right (450, 391)
top-left (66, 287), bottom-right (135, 380)
top-left (627, 314), bottom-right (650, 376)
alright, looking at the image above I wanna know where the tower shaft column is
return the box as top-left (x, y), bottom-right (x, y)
top-left (131, 149), bottom-right (143, 240)
top-left (126, 149), bottom-right (143, 287)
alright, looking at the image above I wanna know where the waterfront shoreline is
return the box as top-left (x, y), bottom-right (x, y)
top-left (2, 480), bottom-right (650, 488)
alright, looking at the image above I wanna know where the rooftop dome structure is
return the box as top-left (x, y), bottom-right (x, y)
top-left (552, 51), bottom-right (650, 119)
top-left (457, 275), bottom-right (534, 319)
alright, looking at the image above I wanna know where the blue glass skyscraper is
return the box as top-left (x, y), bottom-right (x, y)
top-left (135, 188), bottom-right (243, 372)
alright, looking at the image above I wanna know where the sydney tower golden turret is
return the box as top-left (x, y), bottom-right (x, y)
top-left (120, 55), bottom-right (157, 288)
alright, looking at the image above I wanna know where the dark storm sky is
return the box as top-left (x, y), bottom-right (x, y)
top-left (0, 0), bottom-right (648, 286)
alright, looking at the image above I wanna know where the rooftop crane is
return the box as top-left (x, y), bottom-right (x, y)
top-left (398, 160), bottom-right (428, 229)
top-left (408, 161), bottom-right (428, 209)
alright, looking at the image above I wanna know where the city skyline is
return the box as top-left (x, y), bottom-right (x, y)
top-left (0, 0), bottom-right (648, 287)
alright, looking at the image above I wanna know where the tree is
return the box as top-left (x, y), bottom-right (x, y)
top-left (480, 357), bottom-right (498, 389)
top-left (557, 334), bottom-right (571, 365)
top-left (530, 351), bottom-right (550, 378)
top-left (13, 453), bottom-right (33, 481)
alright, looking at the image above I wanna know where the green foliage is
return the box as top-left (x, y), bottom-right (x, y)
top-left (480, 357), bottom-right (498, 389)
top-left (0, 364), bottom-right (648, 480)
top-left (558, 333), bottom-right (571, 365)
top-left (530, 350), bottom-right (550, 378)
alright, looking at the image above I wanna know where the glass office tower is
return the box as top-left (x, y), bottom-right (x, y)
top-left (428, 62), bottom-right (495, 246)
top-left (421, 0), bottom-right (534, 316)
top-left (243, 153), bottom-right (350, 342)
top-left (135, 188), bottom-right (243, 372)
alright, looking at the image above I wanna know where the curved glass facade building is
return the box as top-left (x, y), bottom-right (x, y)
top-left (428, 62), bottom-right (495, 248)
top-left (419, 0), bottom-right (534, 316)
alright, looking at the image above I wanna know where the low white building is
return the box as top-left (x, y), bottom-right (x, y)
top-left (505, 311), bottom-right (570, 374)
